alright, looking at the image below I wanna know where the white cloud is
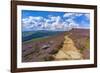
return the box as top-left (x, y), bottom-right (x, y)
top-left (75, 13), bottom-right (83, 17)
top-left (63, 13), bottom-right (90, 29)
top-left (63, 13), bottom-right (74, 18)
top-left (84, 14), bottom-right (90, 20)
top-left (22, 16), bottom-right (45, 31)
top-left (63, 13), bottom-right (83, 18)
top-left (43, 16), bottom-right (63, 30)
top-left (47, 16), bottom-right (71, 31)
top-left (22, 13), bottom-right (86, 31)
top-left (64, 18), bottom-right (79, 30)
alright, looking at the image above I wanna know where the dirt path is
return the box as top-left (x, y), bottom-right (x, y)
top-left (53, 35), bottom-right (83, 60)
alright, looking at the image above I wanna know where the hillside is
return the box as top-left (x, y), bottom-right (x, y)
top-left (22, 28), bottom-right (90, 62)
top-left (68, 28), bottom-right (90, 59)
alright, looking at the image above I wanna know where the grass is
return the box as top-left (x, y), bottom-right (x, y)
top-left (80, 38), bottom-right (90, 53)
top-left (86, 38), bottom-right (90, 49)
top-left (80, 48), bottom-right (84, 53)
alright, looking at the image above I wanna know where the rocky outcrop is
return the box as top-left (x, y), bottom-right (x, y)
top-left (53, 36), bottom-right (83, 60)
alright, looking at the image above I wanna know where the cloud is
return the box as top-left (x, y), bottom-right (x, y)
top-left (22, 13), bottom-right (90, 31)
top-left (63, 13), bottom-right (80, 29)
top-left (22, 16), bottom-right (45, 31)
top-left (63, 13), bottom-right (74, 18)
top-left (22, 15), bottom-right (79, 31)
top-left (63, 13), bottom-right (90, 29)
top-left (64, 18), bottom-right (79, 30)
top-left (63, 13), bottom-right (83, 18)
top-left (63, 12), bottom-right (89, 19)
top-left (44, 16), bottom-right (75, 31)
top-left (84, 14), bottom-right (90, 20)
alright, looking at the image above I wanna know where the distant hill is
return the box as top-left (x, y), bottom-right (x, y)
top-left (69, 28), bottom-right (89, 36)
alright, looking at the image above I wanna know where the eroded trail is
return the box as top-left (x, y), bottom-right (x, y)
top-left (54, 35), bottom-right (83, 60)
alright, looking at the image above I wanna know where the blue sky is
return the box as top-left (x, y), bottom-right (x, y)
top-left (22, 10), bottom-right (90, 31)
top-left (22, 10), bottom-right (65, 18)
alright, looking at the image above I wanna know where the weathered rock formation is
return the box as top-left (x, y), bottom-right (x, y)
top-left (54, 36), bottom-right (83, 60)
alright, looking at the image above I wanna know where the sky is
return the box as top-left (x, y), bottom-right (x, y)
top-left (22, 10), bottom-right (90, 31)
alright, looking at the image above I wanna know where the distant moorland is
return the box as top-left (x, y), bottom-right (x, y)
top-left (22, 28), bottom-right (90, 62)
